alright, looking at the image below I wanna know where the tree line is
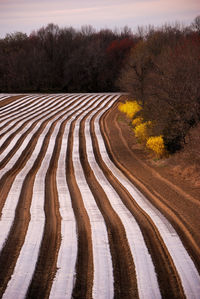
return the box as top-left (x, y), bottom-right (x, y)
top-left (0, 16), bottom-right (199, 152)
top-left (0, 24), bottom-right (136, 92)
top-left (118, 16), bottom-right (200, 153)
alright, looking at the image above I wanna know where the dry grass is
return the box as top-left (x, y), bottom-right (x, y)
top-left (164, 123), bottom-right (200, 187)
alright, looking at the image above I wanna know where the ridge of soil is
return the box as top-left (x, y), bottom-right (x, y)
top-left (103, 101), bottom-right (200, 275)
top-left (0, 96), bottom-right (24, 108)
top-left (92, 112), bottom-right (185, 298)
top-left (80, 103), bottom-right (138, 299)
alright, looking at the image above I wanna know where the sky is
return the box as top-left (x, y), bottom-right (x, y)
top-left (0, 0), bottom-right (199, 38)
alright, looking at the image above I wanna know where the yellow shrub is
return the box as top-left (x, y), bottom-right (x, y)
top-left (118, 101), bottom-right (141, 119)
top-left (132, 117), bottom-right (143, 127)
top-left (133, 121), bottom-right (152, 142)
top-left (146, 136), bottom-right (165, 157)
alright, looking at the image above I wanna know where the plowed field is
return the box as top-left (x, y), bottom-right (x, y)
top-left (0, 93), bottom-right (199, 299)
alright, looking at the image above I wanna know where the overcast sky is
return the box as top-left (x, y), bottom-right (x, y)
top-left (0, 0), bottom-right (199, 37)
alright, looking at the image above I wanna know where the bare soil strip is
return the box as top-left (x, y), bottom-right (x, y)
top-left (89, 102), bottom-right (185, 298)
top-left (26, 94), bottom-right (93, 298)
top-left (0, 95), bottom-right (27, 109)
top-left (0, 93), bottom-right (200, 299)
top-left (65, 95), bottom-right (110, 298)
top-left (49, 122), bottom-right (77, 298)
top-left (0, 95), bottom-right (90, 297)
top-left (111, 107), bottom-right (200, 273)
top-left (101, 101), bottom-right (200, 298)
top-left (0, 95), bottom-right (79, 213)
top-left (3, 95), bottom-right (91, 298)
top-left (74, 96), bottom-right (114, 299)
top-left (0, 95), bottom-right (42, 122)
top-left (0, 95), bottom-right (66, 135)
top-left (0, 95), bottom-right (76, 169)
top-left (79, 98), bottom-right (139, 298)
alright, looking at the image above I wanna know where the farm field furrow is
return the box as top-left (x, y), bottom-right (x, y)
top-left (0, 93), bottom-right (199, 299)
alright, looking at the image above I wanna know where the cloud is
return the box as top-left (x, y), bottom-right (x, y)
top-left (0, 0), bottom-right (199, 36)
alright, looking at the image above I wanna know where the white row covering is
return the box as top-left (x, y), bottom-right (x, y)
top-left (49, 120), bottom-right (77, 299)
top-left (70, 95), bottom-right (114, 299)
top-left (0, 95), bottom-right (12, 102)
top-left (94, 100), bottom-right (200, 299)
top-left (0, 95), bottom-right (33, 114)
top-left (0, 94), bottom-right (85, 249)
top-left (49, 94), bottom-right (106, 298)
top-left (84, 96), bottom-right (161, 299)
top-left (0, 94), bottom-right (63, 128)
top-left (0, 94), bottom-right (77, 161)
top-left (0, 95), bottom-right (80, 250)
top-left (1, 93), bottom-right (199, 299)
top-left (2, 94), bottom-right (98, 298)
top-left (0, 94), bottom-right (76, 161)
top-left (0, 95), bottom-right (51, 122)
top-left (2, 114), bottom-right (62, 299)
top-left (0, 95), bottom-right (80, 178)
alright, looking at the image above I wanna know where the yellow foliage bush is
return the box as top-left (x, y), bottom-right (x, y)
top-left (132, 117), bottom-right (143, 127)
top-left (119, 99), bottom-right (166, 159)
top-left (146, 136), bottom-right (165, 157)
top-left (118, 100), bottom-right (141, 119)
top-left (133, 121), bottom-right (152, 142)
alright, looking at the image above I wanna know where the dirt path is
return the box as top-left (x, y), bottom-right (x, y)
top-left (0, 93), bottom-right (199, 299)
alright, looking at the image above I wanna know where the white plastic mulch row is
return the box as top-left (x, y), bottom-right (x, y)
top-left (50, 94), bottom-right (107, 298)
top-left (0, 94), bottom-right (24, 103)
top-left (0, 94), bottom-right (63, 130)
top-left (0, 95), bottom-right (50, 122)
top-left (0, 94), bottom-right (68, 123)
top-left (84, 96), bottom-right (161, 299)
top-left (0, 95), bottom-right (77, 179)
top-left (0, 95), bottom-right (34, 115)
top-left (0, 94), bottom-right (75, 162)
top-left (2, 113), bottom-right (62, 299)
top-left (66, 94), bottom-right (114, 299)
top-left (0, 94), bottom-right (89, 247)
top-left (0, 95), bottom-right (74, 140)
top-left (49, 120), bottom-right (77, 299)
top-left (94, 100), bottom-right (200, 299)
top-left (1, 93), bottom-right (199, 299)
top-left (0, 95), bottom-right (12, 102)
top-left (2, 94), bottom-right (97, 299)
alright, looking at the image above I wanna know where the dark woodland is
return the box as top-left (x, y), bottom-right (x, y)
top-left (0, 16), bottom-right (200, 152)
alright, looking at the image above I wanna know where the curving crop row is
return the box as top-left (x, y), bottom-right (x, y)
top-left (0, 94), bottom-right (199, 299)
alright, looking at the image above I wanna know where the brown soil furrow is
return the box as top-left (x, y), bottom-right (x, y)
top-left (0, 96), bottom-right (30, 116)
top-left (0, 95), bottom-right (78, 167)
top-left (0, 95), bottom-right (26, 109)
top-left (0, 95), bottom-right (43, 121)
top-left (65, 98), bottom-right (107, 298)
top-left (0, 94), bottom-right (68, 135)
top-left (0, 95), bottom-right (86, 214)
top-left (79, 104), bottom-right (138, 298)
top-left (26, 120), bottom-right (64, 298)
top-left (0, 94), bottom-right (92, 297)
top-left (0, 95), bottom-right (78, 158)
top-left (0, 119), bottom-right (56, 297)
top-left (90, 102), bottom-right (185, 298)
top-left (26, 94), bottom-right (97, 298)
top-left (102, 103), bottom-right (200, 273)
top-left (2, 93), bottom-right (198, 298)
top-left (0, 95), bottom-right (65, 125)
top-left (66, 126), bottom-right (93, 299)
